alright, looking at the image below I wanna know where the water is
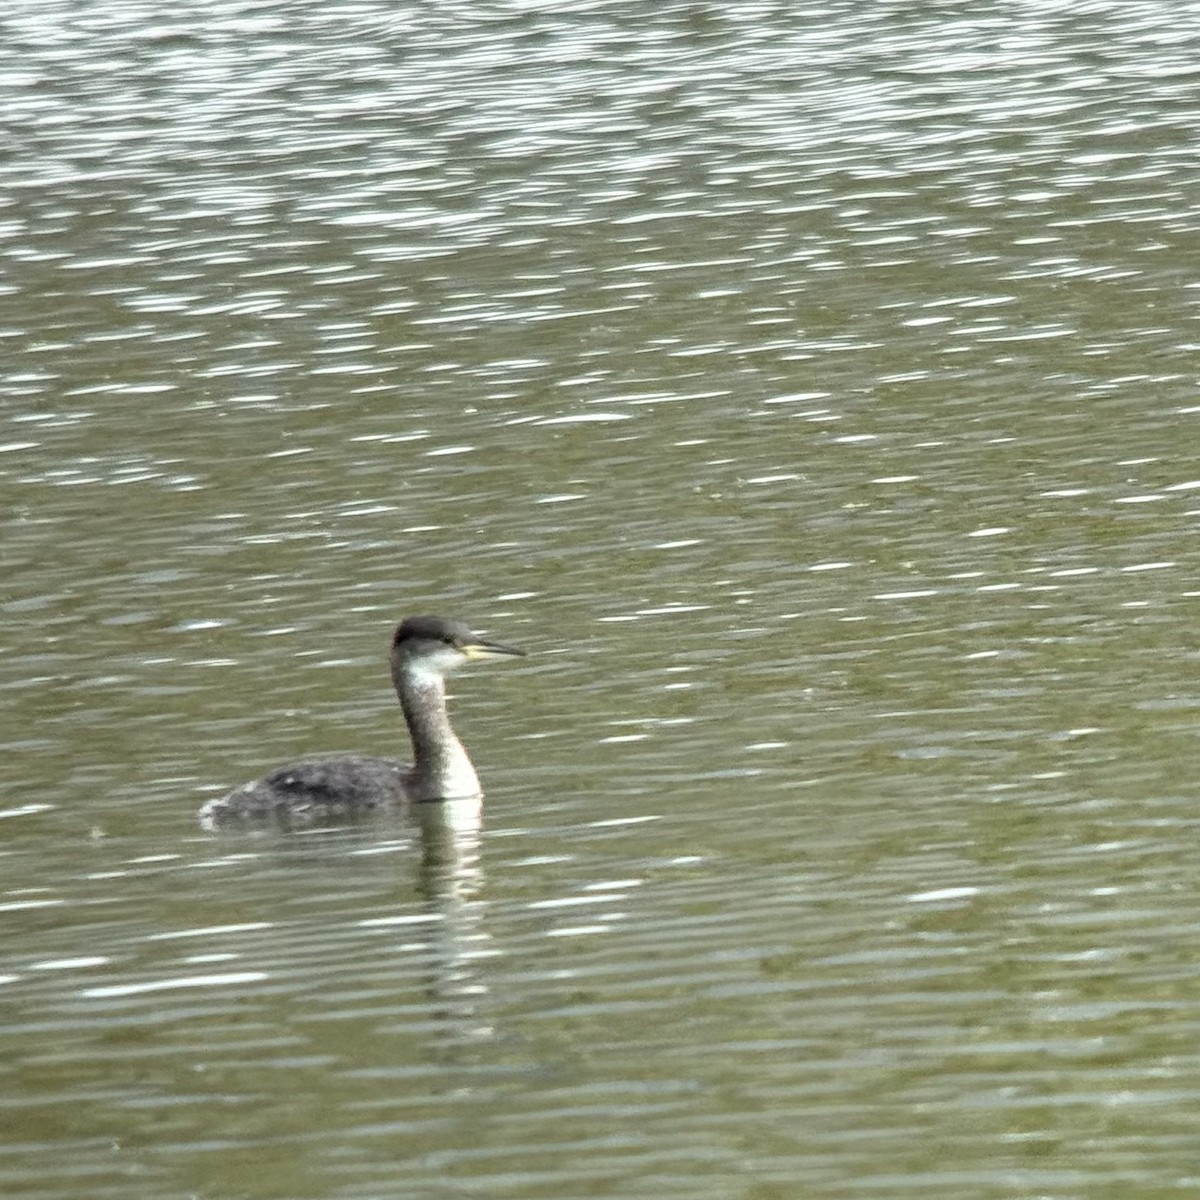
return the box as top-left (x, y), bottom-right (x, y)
top-left (4, 1), bottom-right (1200, 1196)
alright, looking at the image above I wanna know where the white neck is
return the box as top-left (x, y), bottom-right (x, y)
top-left (394, 660), bottom-right (481, 800)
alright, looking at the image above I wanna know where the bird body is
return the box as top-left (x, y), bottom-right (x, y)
top-left (199, 615), bottom-right (524, 829)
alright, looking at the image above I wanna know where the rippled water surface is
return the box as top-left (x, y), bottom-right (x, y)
top-left (4, 2), bottom-right (1200, 1197)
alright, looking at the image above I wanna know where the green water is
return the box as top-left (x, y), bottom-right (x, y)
top-left (3, 1), bottom-right (1200, 1196)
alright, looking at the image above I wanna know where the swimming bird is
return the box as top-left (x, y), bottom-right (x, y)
top-left (199, 615), bottom-right (526, 829)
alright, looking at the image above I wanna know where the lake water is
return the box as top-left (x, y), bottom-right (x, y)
top-left (3, 2), bottom-right (1200, 1197)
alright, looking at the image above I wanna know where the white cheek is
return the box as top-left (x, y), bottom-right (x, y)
top-left (410, 647), bottom-right (465, 683)
top-left (436, 645), bottom-right (468, 673)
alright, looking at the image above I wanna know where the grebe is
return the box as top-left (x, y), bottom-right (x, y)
top-left (199, 615), bottom-right (525, 829)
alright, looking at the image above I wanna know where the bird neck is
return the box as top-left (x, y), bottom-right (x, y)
top-left (394, 663), bottom-right (481, 800)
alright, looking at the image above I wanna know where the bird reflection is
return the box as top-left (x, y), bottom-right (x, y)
top-left (413, 796), bottom-right (496, 1044)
